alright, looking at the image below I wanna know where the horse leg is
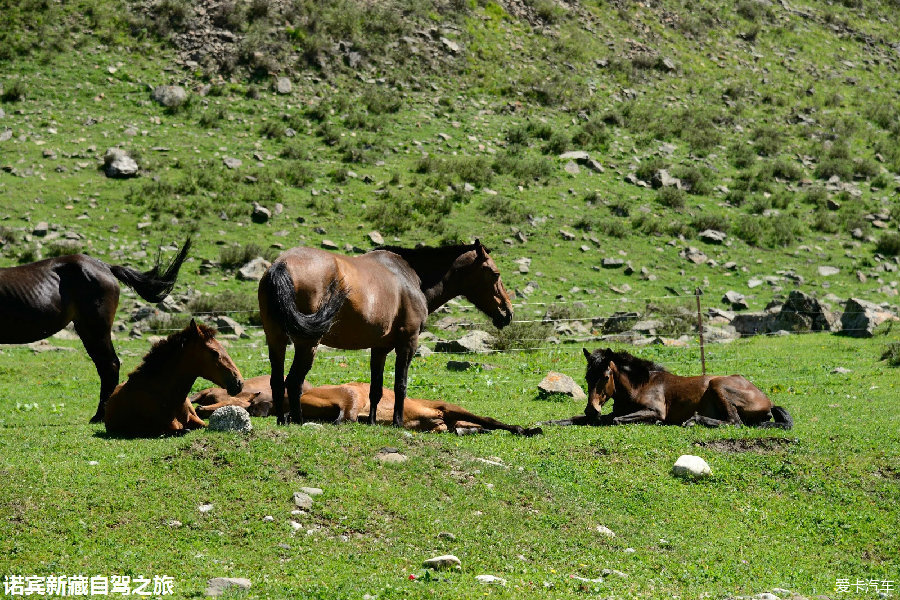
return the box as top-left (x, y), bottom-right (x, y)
top-left (696, 380), bottom-right (743, 426)
top-left (286, 345), bottom-right (316, 425)
top-left (367, 348), bottom-right (389, 425)
top-left (75, 325), bottom-right (120, 424)
top-left (268, 341), bottom-right (288, 425)
top-left (391, 343), bottom-right (416, 427)
top-left (612, 409), bottom-right (664, 425)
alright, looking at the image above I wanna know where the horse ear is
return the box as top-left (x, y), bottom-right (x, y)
top-left (474, 239), bottom-right (487, 260)
top-left (608, 361), bottom-right (618, 374)
top-left (583, 348), bottom-right (592, 361)
top-left (190, 318), bottom-right (201, 334)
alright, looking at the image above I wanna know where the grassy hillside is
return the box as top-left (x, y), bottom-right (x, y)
top-left (1, 0), bottom-right (900, 597)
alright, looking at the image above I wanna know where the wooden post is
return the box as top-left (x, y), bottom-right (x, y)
top-left (695, 288), bottom-right (706, 375)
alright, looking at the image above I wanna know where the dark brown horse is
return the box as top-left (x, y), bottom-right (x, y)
top-left (104, 319), bottom-right (243, 437)
top-left (0, 239), bottom-right (191, 422)
top-left (192, 377), bottom-right (541, 436)
top-left (550, 348), bottom-right (792, 428)
top-left (258, 241), bottom-right (513, 426)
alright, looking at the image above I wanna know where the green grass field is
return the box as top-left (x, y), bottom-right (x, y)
top-left (1, 333), bottom-right (898, 598)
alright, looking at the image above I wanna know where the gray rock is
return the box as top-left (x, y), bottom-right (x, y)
top-left (704, 325), bottom-right (739, 344)
top-left (300, 487), bottom-right (323, 496)
top-left (440, 37), bottom-right (460, 53)
top-left (368, 230), bottom-right (384, 245)
top-left (722, 290), bottom-right (748, 310)
top-left (375, 447), bottom-right (408, 463)
top-left (537, 371), bottom-right (586, 400)
top-left (601, 258), bottom-right (625, 268)
top-left (208, 406), bottom-right (252, 433)
top-left (817, 265), bottom-right (840, 277)
top-left (223, 157), bottom-right (242, 169)
top-left (840, 297), bottom-right (898, 337)
top-left (321, 239), bottom-right (339, 250)
top-left (699, 229), bottom-right (727, 244)
top-left (672, 455), bottom-right (711, 479)
top-left (251, 202), bottom-right (271, 224)
top-left (103, 148), bottom-right (139, 178)
top-left (559, 229), bottom-right (576, 241)
top-left (275, 77), bottom-right (292, 94)
top-left (423, 555), bottom-right (461, 570)
top-left (596, 524), bottom-right (616, 537)
top-left (435, 331), bottom-right (496, 353)
top-left (151, 85), bottom-right (188, 108)
top-left (680, 247), bottom-right (708, 265)
top-left (205, 578), bottom-right (251, 597)
top-left (831, 367), bottom-right (852, 374)
top-left (293, 491), bottom-right (313, 509)
top-left (213, 315), bottom-right (246, 338)
top-left (33, 221), bottom-right (49, 237)
top-left (475, 575), bottom-right (506, 585)
top-left (651, 169), bottom-right (681, 189)
top-left (770, 290), bottom-right (839, 333)
top-left (237, 257), bottom-right (271, 281)
top-left (0, 129), bottom-right (11, 142)
top-left (564, 161), bottom-right (580, 175)
top-left (559, 151), bottom-right (590, 161)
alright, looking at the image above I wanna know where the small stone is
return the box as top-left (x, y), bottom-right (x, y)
top-left (831, 367), bottom-right (851, 374)
top-left (205, 578), bottom-right (251, 597)
top-left (275, 77), bottom-right (292, 94)
top-left (293, 491), bottom-right (313, 510)
top-left (438, 532), bottom-right (457, 541)
top-left (263, 515), bottom-right (274, 522)
top-left (209, 406), bottom-right (252, 433)
top-left (817, 265), bottom-right (840, 277)
top-left (476, 575), bottom-right (506, 585)
top-left (223, 157), bottom-right (242, 169)
top-left (251, 202), bottom-right (271, 224)
top-left (698, 229), bottom-right (727, 244)
top-left (672, 455), bottom-right (711, 479)
top-left (368, 231), bottom-right (384, 245)
top-left (198, 503), bottom-right (214, 513)
top-left (537, 372), bottom-right (587, 400)
top-left (423, 555), bottom-right (461, 571)
top-left (596, 525), bottom-right (616, 538)
top-left (237, 257), bottom-right (271, 282)
top-left (151, 85), bottom-right (187, 108)
top-left (300, 487), bottom-right (323, 496)
top-left (375, 447), bottom-right (408, 463)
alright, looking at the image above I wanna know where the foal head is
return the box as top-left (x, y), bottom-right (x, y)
top-left (582, 348), bottom-right (663, 419)
top-left (182, 319), bottom-right (244, 396)
top-left (456, 240), bottom-right (513, 329)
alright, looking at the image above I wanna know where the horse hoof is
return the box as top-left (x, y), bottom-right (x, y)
top-left (525, 427), bottom-right (543, 437)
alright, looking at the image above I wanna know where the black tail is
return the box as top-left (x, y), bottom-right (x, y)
top-left (759, 405), bottom-right (793, 430)
top-left (110, 237), bottom-right (192, 303)
top-left (266, 261), bottom-right (347, 339)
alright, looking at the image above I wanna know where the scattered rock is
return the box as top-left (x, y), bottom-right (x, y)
top-left (205, 578), bottom-right (251, 597)
top-left (840, 297), bottom-right (898, 337)
top-left (151, 85), bottom-right (187, 108)
top-left (198, 503), bottom-right (214, 513)
top-left (651, 169), bottom-right (681, 189)
top-left (213, 315), bottom-right (246, 338)
top-left (596, 525), bottom-right (616, 538)
top-left (438, 532), bottom-right (457, 541)
top-left (601, 258), bottom-right (625, 269)
top-left (722, 290), bottom-right (748, 311)
top-left (275, 77), bottom-right (292, 94)
top-left (293, 491), bottom-right (314, 510)
top-left (817, 265), bottom-right (840, 277)
top-left (103, 148), bottom-right (138, 178)
top-left (321, 239), bottom-right (339, 250)
top-left (33, 221), bottom-right (49, 237)
top-left (300, 487), bottom-right (323, 496)
top-left (537, 372), bottom-right (586, 400)
top-left (559, 229), bottom-right (576, 241)
top-left (251, 202), bottom-right (271, 224)
top-left (375, 447), bottom-right (408, 463)
top-left (476, 575), bottom-right (506, 585)
top-left (680, 247), bottom-right (708, 265)
top-left (564, 161), bottom-right (580, 175)
top-left (208, 406), bottom-right (252, 433)
top-left (831, 367), bottom-right (851, 374)
top-left (672, 455), bottom-right (711, 479)
top-left (223, 157), bottom-right (242, 170)
top-left (435, 331), bottom-right (496, 353)
top-left (769, 290), bottom-right (839, 333)
top-left (237, 257), bottom-right (271, 281)
top-left (368, 231), bottom-right (384, 245)
top-left (699, 229), bottom-right (727, 245)
top-left (423, 555), bottom-right (461, 571)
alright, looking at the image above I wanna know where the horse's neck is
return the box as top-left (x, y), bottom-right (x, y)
top-left (400, 254), bottom-right (466, 314)
top-left (130, 361), bottom-right (198, 406)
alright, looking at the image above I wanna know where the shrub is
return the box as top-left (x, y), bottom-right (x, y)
top-left (506, 124), bottom-right (531, 145)
top-left (691, 214), bottom-right (729, 234)
top-left (635, 158), bottom-right (668, 183)
top-left (571, 117), bottom-right (609, 150)
top-left (542, 131), bottom-right (570, 155)
top-left (488, 321), bottom-right (553, 352)
top-left (260, 121), bottom-right (286, 139)
top-left (802, 187), bottom-right (828, 207)
top-left (645, 301), bottom-right (696, 337)
top-left (275, 161), bottom-right (314, 188)
top-left (280, 142), bottom-right (308, 160)
top-left (876, 233), bottom-right (900, 256)
top-left (752, 126), bottom-right (782, 156)
top-left (198, 107), bottom-right (226, 128)
top-left (481, 196), bottom-right (525, 225)
top-left (881, 342), bottom-right (900, 366)
top-left (362, 88), bottom-right (401, 115)
top-left (657, 187), bottom-right (686, 208)
top-left (771, 158), bottom-right (804, 180)
top-left (492, 153), bottom-right (553, 181)
top-left (673, 166), bottom-right (713, 195)
top-left (187, 290), bottom-right (260, 323)
top-left (219, 243), bottom-right (276, 268)
top-left (1, 80), bottom-right (27, 103)
top-left (730, 143), bottom-right (756, 168)
top-left (731, 215), bottom-right (764, 246)
top-left (766, 215), bottom-right (803, 248)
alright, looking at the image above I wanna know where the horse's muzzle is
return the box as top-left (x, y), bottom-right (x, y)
top-left (584, 403), bottom-right (600, 419)
top-left (227, 378), bottom-right (244, 397)
top-left (493, 308), bottom-right (513, 329)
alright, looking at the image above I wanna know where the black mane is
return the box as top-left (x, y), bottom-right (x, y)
top-left (585, 348), bottom-right (666, 387)
top-left (129, 322), bottom-right (218, 378)
top-left (378, 243), bottom-right (486, 290)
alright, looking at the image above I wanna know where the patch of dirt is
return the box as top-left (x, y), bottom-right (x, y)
top-left (694, 437), bottom-right (798, 453)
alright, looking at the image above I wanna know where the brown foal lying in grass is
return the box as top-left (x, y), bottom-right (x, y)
top-left (192, 376), bottom-right (541, 436)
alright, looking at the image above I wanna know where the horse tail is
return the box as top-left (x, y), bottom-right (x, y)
top-left (109, 237), bottom-right (192, 303)
top-left (759, 405), bottom-right (793, 430)
top-left (265, 261), bottom-right (347, 340)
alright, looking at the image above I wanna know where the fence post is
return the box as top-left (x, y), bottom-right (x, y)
top-left (695, 287), bottom-right (706, 375)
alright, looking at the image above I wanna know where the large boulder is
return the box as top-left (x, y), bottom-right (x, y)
top-left (151, 85), bottom-right (188, 108)
top-left (537, 372), bottom-right (587, 400)
top-left (840, 298), bottom-right (898, 337)
top-left (435, 331), bottom-right (496, 353)
top-left (672, 455), bottom-right (711, 479)
top-left (237, 257), bottom-right (271, 281)
top-left (768, 290), bottom-right (839, 333)
top-left (103, 148), bottom-right (139, 178)
top-left (731, 312), bottom-right (772, 337)
top-left (208, 406), bottom-right (252, 433)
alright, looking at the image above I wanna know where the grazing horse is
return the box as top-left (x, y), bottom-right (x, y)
top-left (104, 320), bottom-right (243, 437)
top-left (191, 377), bottom-right (542, 436)
top-left (550, 348), bottom-right (792, 429)
top-left (0, 239), bottom-right (191, 422)
top-left (258, 241), bottom-right (513, 426)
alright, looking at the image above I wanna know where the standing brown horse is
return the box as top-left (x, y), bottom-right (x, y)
top-left (551, 348), bottom-right (792, 428)
top-left (104, 319), bottom-right (243, 437)
top-left (258, 241), bottom-right (513, 426)
top-left (0, 239), bottom-right (191, 423)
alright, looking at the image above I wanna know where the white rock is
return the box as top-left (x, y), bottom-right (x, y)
top-left (475, 575), bottom-right (506, 585)
top-left (208, 406), bottom-right (252, 433)
top-left (423, 555), bottom-right (462, 571)
top-left (198, 503), bottom-right (214, 513)
top-left (293, 491), bottom-right (313, 509)
top-left (672, 455), bottom-right (711, 479)
top-left (300, 487), bottom-right (323, 496)
top-left (596, 525), bottom-right (616, 538)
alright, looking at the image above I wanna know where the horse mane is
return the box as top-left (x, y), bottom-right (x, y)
top-left (587, 348), bottom-right (667, 387)
top-left (378, 243), bottom-right (486, 289)
top-left (129, 323), bottom-right (218, 378)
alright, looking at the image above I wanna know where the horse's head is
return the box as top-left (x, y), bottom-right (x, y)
top-left (458, 240), bottom-right (513, 329)
top-left (583, 347), bottom-right (617, 419)
top-left (186, 319), bottom-right (244, 396)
